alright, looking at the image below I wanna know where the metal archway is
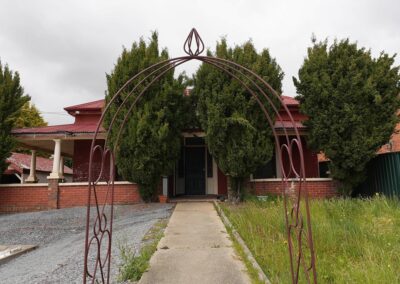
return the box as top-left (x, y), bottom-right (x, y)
top-left (83, 28), bottom-right (317, 284)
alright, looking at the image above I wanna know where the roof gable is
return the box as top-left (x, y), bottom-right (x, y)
top-left (64, 99), bottom-right (105, 112)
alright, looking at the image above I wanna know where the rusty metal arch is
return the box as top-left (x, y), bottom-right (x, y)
top-left (84, 28), bottom-right (317, 284)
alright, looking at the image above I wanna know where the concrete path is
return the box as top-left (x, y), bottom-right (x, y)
top-left (139, 202), bottom-right (251, 284)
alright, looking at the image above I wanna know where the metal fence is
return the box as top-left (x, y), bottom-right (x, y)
top-left (356, 152), bottom-right (400, 197)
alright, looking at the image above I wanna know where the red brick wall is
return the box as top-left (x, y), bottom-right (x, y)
top-left (378, 122), bottom-right (400, 154)
top-left (0, 182), bottom-right (141, 212)
top-left (59, 183), bottom-right (141, 208)
top-left (250, 179), bottom-right (338, 198)
top-left (0, 185), bottom-right (49, 212)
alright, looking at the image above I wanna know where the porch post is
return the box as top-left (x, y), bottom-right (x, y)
top-left (59, 156), bottom-right (65, 180)
top-left (48, 139), bottom-right (62, 179)
top-left (159, 176), bottom-right (169, 203)
top-left (47, 139), bottom-right (61, 209)
top-left (25, 150), bottom-right (38, 183)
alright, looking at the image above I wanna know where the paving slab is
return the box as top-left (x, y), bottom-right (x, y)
top-left (139, 202), bottom-right (251, 284)
top-left (0, 245), bottom-right (37, 264)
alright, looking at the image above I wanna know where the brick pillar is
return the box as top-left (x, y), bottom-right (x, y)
top-left (48, 178), bottom-right (59, 209)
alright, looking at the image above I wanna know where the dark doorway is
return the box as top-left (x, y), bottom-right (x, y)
top-left (185, 147), bottom-right (206, 195)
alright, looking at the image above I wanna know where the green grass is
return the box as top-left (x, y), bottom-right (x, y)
top-left (214, 203), bottom-right (265, 284)
top-left (221, 196), bottom-right (400, 283)
top-left (117, 219), bottom-right (168, 282)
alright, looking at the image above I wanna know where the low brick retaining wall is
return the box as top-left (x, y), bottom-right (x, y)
top-left (0, 184), bottom-right (49, 212)
top-left (249, 178), bottom-right (338, 198)
top-left (0, 182), bottom-right (141, 213)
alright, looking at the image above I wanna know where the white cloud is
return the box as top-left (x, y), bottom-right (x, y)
top-left (0, 0), bottom-right (399, 124)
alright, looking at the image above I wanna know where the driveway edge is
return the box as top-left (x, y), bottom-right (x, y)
top-left (214, 201), bottom-right (271, 284)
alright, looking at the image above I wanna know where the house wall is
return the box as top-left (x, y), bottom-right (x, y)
top-left (249, 178), bottom-right (338, 198)
top-left (378, 122), bottom-right (400, 154)
top-left (278, 136), bottom-right (319, 178)
top-left (73, 140), bottom-right (110, 182)
top-left (278, 105), bottom-right (307, 122)
top-left (22, 171), bottom-right (73, 183)
top-left (217, 167), bottom-right (228, 195)
top-left (0, 182), bottom-right (140, 213)
top-left (1, 172), bottom-right (73, 184)
top-left (74, 113), bottom-right (101, 125)
top-left (206, 158), bottom-right (218, 195)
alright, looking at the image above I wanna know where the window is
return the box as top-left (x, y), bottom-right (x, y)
top-left (319, 161), bottom-right (331, 178)
top-left (252, 154), bottom-right (277, 179)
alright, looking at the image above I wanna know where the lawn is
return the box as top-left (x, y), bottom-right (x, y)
top-left (220, 196), bottom-right (400, 283)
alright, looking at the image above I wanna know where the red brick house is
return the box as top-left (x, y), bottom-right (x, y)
top-left (5, 94), bottom-right (337, 207)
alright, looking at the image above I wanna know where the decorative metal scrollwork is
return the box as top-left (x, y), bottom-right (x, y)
top-left (84, 28), bottom-right (317, 283)
top-left (280, 138), bottom-right (317, 283)
top-left (84, 145), bottom-right (115, 284)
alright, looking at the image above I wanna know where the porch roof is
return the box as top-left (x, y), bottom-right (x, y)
top-left (12, 123), bottom-right (105, 135)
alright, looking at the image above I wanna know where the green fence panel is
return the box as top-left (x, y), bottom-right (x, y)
top-left (357, 152), bottom-right (400, 197)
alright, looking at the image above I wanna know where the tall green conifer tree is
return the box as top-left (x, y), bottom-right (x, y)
top-left (294, 39), bottom-right (400, 195)
top-left (193, 39), bottom-right (284, 200)
top-left (104, 32), bottom-right (189, 201)
top-left (0, 62), bottom-right (30, 179)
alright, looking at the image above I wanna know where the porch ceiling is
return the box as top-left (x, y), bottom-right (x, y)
top-left (17, 139), bottom-right (74, 158)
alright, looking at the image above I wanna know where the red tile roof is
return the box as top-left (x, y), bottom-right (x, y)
top-left (12, 123), bottom-right (104, 135)
top-left (281, 95), bottom-right (299, 106)
top-left (64, 99), bottom-right (104, 111)
top-left (12, 95), bottom-right (301, 135)
top-left (5, 152), bottom-right (72, 174)
top-left (63, 96), bottom-right (299, 111)
top-left (274, 121), bottom-right (305, 129)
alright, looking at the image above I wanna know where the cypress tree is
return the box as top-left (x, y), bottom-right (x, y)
top-left (0, 62), bottom-right (30, 179)
top-left (193, 39), bottom-right (284, 201)
top-left (104, 32), bottom-right (188, 201)
top-left (294, 38), bottom-right (400, 195)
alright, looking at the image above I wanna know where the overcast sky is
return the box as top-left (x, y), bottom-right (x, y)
top-left (1, 0), bottom-right (399, 125)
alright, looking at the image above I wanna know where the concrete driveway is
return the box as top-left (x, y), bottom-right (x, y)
top-left (0, 203), bottom-right (173, 283)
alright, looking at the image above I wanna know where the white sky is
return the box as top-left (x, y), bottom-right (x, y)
top-left (0, 0), bottom-right (399, 125)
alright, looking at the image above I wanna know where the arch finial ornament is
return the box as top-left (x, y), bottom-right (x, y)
top-left (183, 28), bottom-right (205, 56)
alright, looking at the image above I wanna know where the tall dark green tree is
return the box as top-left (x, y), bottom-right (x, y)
top-left (294, 38), bottom-right (400, 195)
top-left (104, 32), bottom-right (189, 201)
top-left (0, 62), bottom-right (30, 179)
top-left (193, 39), bottom-right (284, 200)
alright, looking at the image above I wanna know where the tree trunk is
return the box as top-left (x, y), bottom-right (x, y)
top-left (228, 176), bottom-right (244, 204)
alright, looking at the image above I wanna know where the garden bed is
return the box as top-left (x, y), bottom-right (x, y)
top-left (220, 196), bottom-right (400, 283)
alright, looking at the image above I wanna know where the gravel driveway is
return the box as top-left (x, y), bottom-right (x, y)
top-left (0, 203), bottom-right (174, 283)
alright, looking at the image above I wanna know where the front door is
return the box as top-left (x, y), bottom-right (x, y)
top-left (185, 147), bottom-right (206, 195)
